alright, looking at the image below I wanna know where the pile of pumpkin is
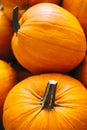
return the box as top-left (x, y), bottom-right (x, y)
top-left (0, 0), bottom-right (87, 130)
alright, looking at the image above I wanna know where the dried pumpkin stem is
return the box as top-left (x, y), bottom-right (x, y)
top-left (0, 4), bottom-right (4, 10)
top-left (41, 80), bottom-right (58, 110)
top-left (13, 6), bottom-right (20, 35)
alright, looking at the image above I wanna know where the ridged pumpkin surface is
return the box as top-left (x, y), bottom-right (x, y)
top-left (0, 8), bottom-right (14, 61)
top-left (62, 0), bottom-right (87, 38)
top-left (12, 3), bottom-right (86, 74)
top-left (3, 73), bottom-right (87, 130)
top-left (0, 60), bottom-right (17, 117)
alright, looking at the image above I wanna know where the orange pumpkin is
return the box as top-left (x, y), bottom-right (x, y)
top-left (1, 0), bottom-right (60, 21)
top-left (3, 73), bottom-right (87, 130)
top-left (62, 0), bottom-right (87, 38)
top-left (12, 3), bottom-right (86, 74)
top-left (0, 60), bottom-right (17, 117)
top-left (73, 54), bottom-right (87, 88)
top-left (0, 5), bottom-right (14, 61)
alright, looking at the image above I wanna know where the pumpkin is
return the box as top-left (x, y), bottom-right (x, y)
top-left (1, 0), bottom-right (60, 21)
top-left (0, 5), bottom-right (14, 61)
top-left (0, 60), bottom-right (17, 117)
top-left (62, 0), bottom-right (87, 38)
top-left (3, 73), bottom-right (87, 130)
top-left (12, 3), bottom-right (86, 74)
top-left (73, 54), bottom-right (87, 88)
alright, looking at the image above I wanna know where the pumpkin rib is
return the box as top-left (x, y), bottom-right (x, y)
top-left (54, 109), bottom-right (76, 129)
top-left (14, 5), bottom-right (85, 34)
top-left (3, 85), bottom-right (41, 112)
top-left (12, 38), bottom-right (85, 74)
top-left (13, 40), bottom-right (83, 72)
top-left (4, 102), bottom-right (42, 130)
top-left (20, 109), bottom-right (49, 130)
top-left (0, 60), bottom-right (17, 117)
top-left (17, 32), bottom-right (85, 52)
top-left (76, 0), bottom-right (85, 19)
top-left (0, 8), bottom-right (14, 61)
top-left (55, 107), bottom-right (86, 129)
top-left (20, 20), bottom-right (84, 34)
top-left (62, 0), bottom-right (87, 38)
top-left (3, 99), bottom-right (42, 129)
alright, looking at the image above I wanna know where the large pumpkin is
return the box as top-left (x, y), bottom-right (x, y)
top-left (73, 54), bottom-right (87, 88)
top-left (3, 73), bottom-right (87, 130)
top-left (12, 3), bottom-right (86, 74)
top-left (62, 0), bottom-right (87, 38)
top-left (1, 0), bottom-right (60, 21)
top-left (0, 5), bottom-right (14, 61)
top-left (0, 60), bottom-right (17, 117)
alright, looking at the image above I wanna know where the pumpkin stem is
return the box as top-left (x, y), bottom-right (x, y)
top-left (0, 4), bottom-right (4, 10)
top-left (13, 6), bottom-right (20, 35)
top-left (41, 80), bottom-right (58, 110)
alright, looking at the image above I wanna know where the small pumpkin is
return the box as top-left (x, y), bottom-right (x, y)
top-left (12, 3), bottom-right (86, 74)
top-left (0, 5), bottom-right (14, 61)
top-left (3, 73), bottom-right (87, 130)
top-left (62, 0), bottom-right (87, 38)
top-left (73, 54), bottom-right (87, 88)
top-left (0, 60), bottom-right (17, 117)
top-left (1, 0), bottom-right (60, 21)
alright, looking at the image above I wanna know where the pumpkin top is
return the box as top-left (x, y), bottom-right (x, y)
top-left (62, 0), bottom-right (87, 38)
top-left (17, 3), bottom-right (84, 33)
top-left (3, 73), bottom-right (87, 130)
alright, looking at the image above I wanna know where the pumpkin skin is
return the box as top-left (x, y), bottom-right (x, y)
top-left (62, 0), bottom-right (87, 38)
top-left (1, 0), bottom-right (60, 21)
top-left (3, 73), bottom-right (87, 130)
top-left (0, 60), bottom-right (17, 117)
top-left (12, 3), bottom-right (86, 74)
top-left (0, 6), bottom-right (14, 61)
top-left (73, 54), bottom-right (87, 88)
